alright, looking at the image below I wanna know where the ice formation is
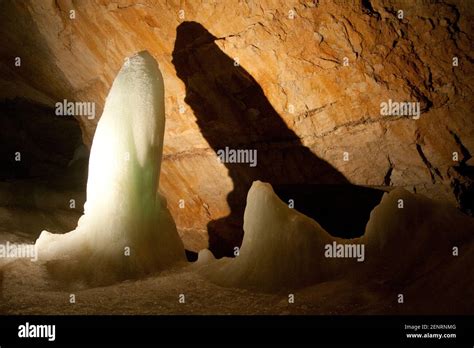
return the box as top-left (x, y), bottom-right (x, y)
top-left (35, 51), bottom-right (185, 284)
top-left (361, 187), bottom-right (474, 280)
top-left (199, 182), bottom-right (474, 292)
top-left (198, 181), bottom-right (349, 291)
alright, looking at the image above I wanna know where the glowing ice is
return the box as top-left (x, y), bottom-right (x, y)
top-left (35, 51), bottom-right (185, 284)
top-left (198, 181), bottom-right (343, 291)
top-left (200, 182), bottom-right (474, 292)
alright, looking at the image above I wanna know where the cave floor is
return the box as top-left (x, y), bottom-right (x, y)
top-left (0, 182), bottom-right (472, 315)
top-left (1, 254), bottom-right (471, 315)
top-left (0, 261), bottom-right (396, 315)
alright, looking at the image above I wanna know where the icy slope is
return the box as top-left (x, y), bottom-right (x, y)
top-left (198, 182), bottom-right (474, 292)
top-left (35, 51), bottom-right (185, 284)
top-left (362, 187), bottom-right (474, 281)
top-left (198, 181), bottom-right (351, 291)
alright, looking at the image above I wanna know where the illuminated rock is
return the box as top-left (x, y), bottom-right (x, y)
top-left (3, 1), bottom-right (473, 251)
top-left (35, 51), bottom-right (185, 284)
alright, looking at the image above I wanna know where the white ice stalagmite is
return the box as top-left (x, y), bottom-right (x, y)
top-left (35, 51), bottom-right (185, 284)
top-left (198, 181), bottom-right (348, 292)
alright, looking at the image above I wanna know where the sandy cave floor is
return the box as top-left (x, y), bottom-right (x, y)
top-left (0, 260), bottom-right (397, 315)
top-left (0, 188), bottom-right (473, 316)
top-left (1, 248), bottom-right (473, 316)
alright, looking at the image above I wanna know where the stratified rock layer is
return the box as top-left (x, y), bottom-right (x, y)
top-left (1, 0), bottom-right (473, 251)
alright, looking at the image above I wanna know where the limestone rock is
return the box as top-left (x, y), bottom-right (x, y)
top-left (1, 0), bottom-right (472, 252)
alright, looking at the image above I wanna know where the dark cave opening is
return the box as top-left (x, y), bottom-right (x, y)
top-left (274, 184), bottom-right (385, 239)
top-left (0, 98), bottom-right (87, 189)
top-left (0, 99), bottom-right (88, 239)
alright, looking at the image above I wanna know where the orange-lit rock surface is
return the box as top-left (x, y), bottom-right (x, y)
top-left (1, 0), bottom-right (472, 251)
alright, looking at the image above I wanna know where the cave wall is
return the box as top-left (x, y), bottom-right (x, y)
top-left (0, 0), bottom-right (472, 251)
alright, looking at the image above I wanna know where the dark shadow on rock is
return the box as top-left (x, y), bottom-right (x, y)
top-left (0, 98), bottom-right (86, 188)
top-left (172, 21), bottom-right (384, 257)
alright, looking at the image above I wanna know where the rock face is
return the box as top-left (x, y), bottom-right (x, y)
top-left (1, 0), bottom-right (473, 253)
